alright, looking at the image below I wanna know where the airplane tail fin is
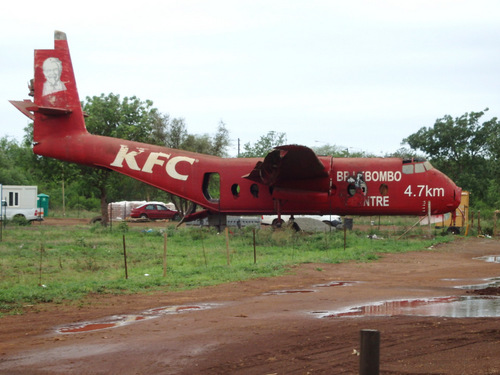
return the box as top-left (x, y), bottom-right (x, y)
top-left (10, 31), bottom-right (87, 147)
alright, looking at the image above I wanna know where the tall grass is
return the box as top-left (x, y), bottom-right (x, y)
top-left (0, 221), bottom-right (455, 315)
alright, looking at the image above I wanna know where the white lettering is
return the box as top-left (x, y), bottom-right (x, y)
top-left (110, 145), bottom-right (143, 171)
top-left (337, 170), bottom-right (402, 182)
top-left (142, 152), bottom-right (171, 173)
top-left (337, 171), bottom-right (350, 182)
top-left (110, 145), bottom-right (196, 181)
top-left (364, 196), bottom-right (389, 207)
top-left (166, 156), bottom-right (196, 181)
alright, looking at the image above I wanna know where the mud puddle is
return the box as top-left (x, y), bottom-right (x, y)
top-left (313, 281), bottom-right (359, 288)
top-left (263, 289), bottom-right (316, 295)
top-left (264, 281), bottom-right (359, 295)
top-left (314, 295), bottom-right (500, 318)
top-left (475, 255), bottom-right (500, 263)
top-left (56, 303), bottom-right (219, 334)
top-left (456, 277), bottom-right (500, 290)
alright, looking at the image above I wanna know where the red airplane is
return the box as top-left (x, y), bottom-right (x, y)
top-left (11, 31), bottom-right (461, 226)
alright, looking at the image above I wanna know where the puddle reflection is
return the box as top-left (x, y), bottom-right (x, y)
top-left (475, 255), bottom-right (500, 263)
top-left (456, 277), bottom-right (500, 290)
top-left (56, 303), bottom-right (219, 334)
top-left (263, 289), bottom-right (316, 295)
top-left (316, 295), bottom-right (500, 318)
top-left (313, 281), bottom-right (359, 288)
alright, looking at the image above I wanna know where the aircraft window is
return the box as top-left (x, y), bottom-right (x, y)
top-left (202, 173), bottom-right (220, 203)
top-left (231, 184), bottom-right (240, 197)
top-left (347, 184), bottom-right (356, 196)
top-left (250, 184), bottom-right (259, 198)
top-left (415, 163), bottom-right (426, 173)
top-left (402, 164), bottom-right (414, 174)
top-left (424, 161), bottom-right (433, 171)
top-left (379, 184), bottom-right (388, 196)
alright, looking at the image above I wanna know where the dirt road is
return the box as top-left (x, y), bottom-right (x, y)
top-left (1, 237), bottom-right (500, 374)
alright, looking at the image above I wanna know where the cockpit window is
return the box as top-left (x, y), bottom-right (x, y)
top-left (415, 163), bottom-right (425, 173)
top-left (402, 160), bottom-right (431, 174)
top-left (402, 164), bottom-right (414, 174)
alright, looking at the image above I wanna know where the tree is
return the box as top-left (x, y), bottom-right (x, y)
top-left (21, 93), bottom-right (231, 220)
top-left (240, 131), bottom-right (287, 158)
top-left (22, 123), bottom-right (90, 212)
top-left (0, 137), bottom-right (35, 185)
top-left (312, 144), bottom-right (369, 158)
top-left (403, 109), bottom-right (500, 204)
top-left (384, 147), bottom-right (425, 160)
top-left (160, 120), bottom-right (230, 215)
top-left (211, 121), bottom-right (231, 157)
top-left (81, 93), bottom-right (160, 225)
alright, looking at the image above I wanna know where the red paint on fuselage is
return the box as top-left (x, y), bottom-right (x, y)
top-left (11, 31), bottom-right (461, 219)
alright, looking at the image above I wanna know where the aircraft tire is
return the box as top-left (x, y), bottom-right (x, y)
top-left (272, 218), bottom-right (284, 229)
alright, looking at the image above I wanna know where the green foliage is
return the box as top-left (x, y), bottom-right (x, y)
top-left (19, 93), bottom-right (232, 222)
top-left (384, 147), bottom-right (426, 160)
top-left (0, 137), bottom-right (37, 185)
top-left (9, 215), bottom-right (31, 226)
top-left (312, 144), bottom-right (370, 158)
top-left (404, 109), bottom-right (500, 206)
top-left (0, 223), bottom-right (454, 314)
top-left (240, 131), bottom-right (287, 157)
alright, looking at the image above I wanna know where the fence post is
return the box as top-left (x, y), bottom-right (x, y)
top-left (122, 235), bottom-right (128, 280)
top-left (360, 329), bottom-right (380, 375)
top-left (225, 227), bottom-right (230, 266)
top-left (163, 232), bottom-right (168, 277)
top-left (253, 228), bottom-right (257, 264)
top-left (494, 210), bottom-right (499, 237)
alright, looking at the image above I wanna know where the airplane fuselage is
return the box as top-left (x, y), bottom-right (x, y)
top-left (11, 31), bottom-right (462, 220)
top-left (33, 132), bottom-right (460, 217)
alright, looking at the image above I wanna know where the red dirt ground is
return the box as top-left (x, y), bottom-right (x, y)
top-left (1, 226), bottom-right (500, 374)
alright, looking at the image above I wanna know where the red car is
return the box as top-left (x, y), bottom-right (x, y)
top-left (130, 203), bottom-right (180, 220)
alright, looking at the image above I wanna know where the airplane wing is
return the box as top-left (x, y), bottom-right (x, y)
top-left (243, 145), bottom-right (329, 187)
top-left (10, 100), bottom-right (72, 120)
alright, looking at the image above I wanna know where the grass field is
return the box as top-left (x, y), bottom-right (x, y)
top-left (0, 218), bottom-right (456, 315)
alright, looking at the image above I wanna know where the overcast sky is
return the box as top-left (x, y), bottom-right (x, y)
top-left (1, 0), bottom-right (499, 157)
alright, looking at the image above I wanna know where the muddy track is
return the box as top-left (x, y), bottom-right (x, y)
top-left (1, 237), bottom-right (500, 374)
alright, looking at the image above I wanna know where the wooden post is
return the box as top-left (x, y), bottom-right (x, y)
top-left (163, 232), bottom-right (168, 277)
top-left (494, 210), bottom-right (499, 237)
top-left (38, 243), bottom-right (44, 286)
top-left (428, 201), bottom-right (432, 237)
top-left (360, 329), bottom-right (380, 375)
top-left (122, 235), bottom-right (128, 280)
top-left (225, 227), bottom-right (230, 266)
top-left (253, 228), bottom-right (257, 264)
top-left (200, 229), bottom-right (208, 267)
top-left (343, 223), bottom-right (347, 250)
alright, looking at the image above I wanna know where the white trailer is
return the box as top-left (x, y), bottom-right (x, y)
top-left (0, 185), bottom-right (42, 221)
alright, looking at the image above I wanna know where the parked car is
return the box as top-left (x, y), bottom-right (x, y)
top-left (130, 203), bottom-right (180, 220)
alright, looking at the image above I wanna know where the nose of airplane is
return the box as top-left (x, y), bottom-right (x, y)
top-left (455, 186), bottom-right (462, 206)
top-left (448, 184), bottom-right (462, 211)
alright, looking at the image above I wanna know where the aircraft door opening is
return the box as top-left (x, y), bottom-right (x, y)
top-left (202, 173), bottom-right (220, 203)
